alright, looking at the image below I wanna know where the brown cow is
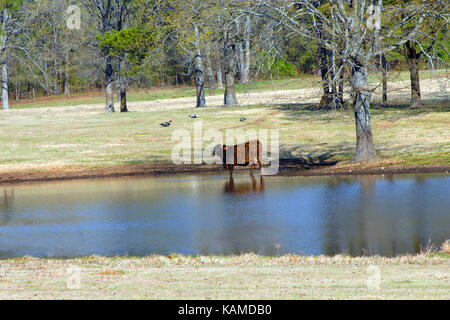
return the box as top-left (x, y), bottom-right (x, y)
top-left (212, 140), bottom-right (264, 176)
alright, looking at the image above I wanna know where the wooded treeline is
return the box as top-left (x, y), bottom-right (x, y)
top-left (0, 0), bottom-right (448, 162)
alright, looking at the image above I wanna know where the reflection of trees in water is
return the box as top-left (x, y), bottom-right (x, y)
top-left (322, 176), bottom-right (377, 256)
top-left (325, 176), bottom-right (355, 189)
top-left (408, 176), bottom-right (428, 254)
top-left (321, 175), bottom-right (443, 256)
top-left (323, 178), bottom-right (346, 255)
top-left (380, 174), bottom-right (427, 255)
top-left (0, 189), bottom-right (14, 225)
top-left (351, 175), bottom-right (376, 256)
top-left (323, 176), bottom-right (372, 255)
top-left (322, 176), bottom-right (376, 256)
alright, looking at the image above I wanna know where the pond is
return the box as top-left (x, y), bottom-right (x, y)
top-left (0, 173), bottom-right (448, 258)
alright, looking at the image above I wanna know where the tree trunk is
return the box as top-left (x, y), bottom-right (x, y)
top-left (217, 63), bottom-right (224, 90)
top-left (105, 55), bottom-right (115, 113)
top-left (224, 30), bottom-right (238, 106)
top-left (117, 56), bottom-right (128, 112)
top-left (224, 69), bottom-right (237, 106)
top-left (64, 71), bottom-right (70, 97)
top-left (119, 80), bottom-right (127, 112)
top-left (193, 25), bottom-right (206, 108)
top-left (351, 64), bottom-right (377, 162)
top-left (338, 60), bottom-right (344, 105)
top-left (405, 41), bottom-right (421, 109)
top-left (238, 45), bottom-right (244, 84)
top-left (15, 80), bottom-right (20, 102)
top-left (241, 15), bottom-right (251, 84)
top-left (64, 46), bottom-right (70, 98)
top-left (329, 49), bottom-right (341, 109)
top-left (1, 10), bottom-right (9, 110)
top-left (381, 54), bottom-right (387, 103)
top-left (206, 54), bottom-right (215, 96)
top-left (235, 18), bottom-right (245, 84)
top-left (194, 52), bottom-right (206, 107)
top-left (318, 46), bottom-right (331, 108)
top-left (1, 62), bottom-right (8, 110)
top-left (52, 31), bottom-right (60, 96)
top-left (64, 32), bottom-right (71, 98)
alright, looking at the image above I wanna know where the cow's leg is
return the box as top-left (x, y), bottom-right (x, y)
top-left (250, 164), bottom-right (256, 176)
top-left (258, 159), bottom-right (264, 175)
top-left (228, 165), bottom-right (234, 177)
top-left (229, 176), bottom-right (235, 192)
top-left (251, 174), bottom-right (257, 191)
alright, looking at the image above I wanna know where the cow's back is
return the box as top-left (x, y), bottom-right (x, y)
top-left (225, 140), bottom-right (262, 166)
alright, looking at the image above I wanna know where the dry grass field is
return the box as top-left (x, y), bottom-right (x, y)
top-left (0, 251), bottom-right (448, 300)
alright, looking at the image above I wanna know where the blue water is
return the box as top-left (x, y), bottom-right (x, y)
top-left (0, 173), bottom-right (448, 257)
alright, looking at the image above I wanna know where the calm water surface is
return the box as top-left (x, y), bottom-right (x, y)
top-left (0, 173), bottom-right (448, 257)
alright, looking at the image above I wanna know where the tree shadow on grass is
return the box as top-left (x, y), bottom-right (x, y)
top-left (371, 99), bottom-right (450, 122)
top-left (274, 103), bottom-right (331, 115)
top-left (273, 103), bottom-right (352, 124)
top-left (373, 98), bottom-right (449, 110)
top-left (272, 99), bottom-right (449, 123)
top-left (279, 143), bottom-right (355, 169)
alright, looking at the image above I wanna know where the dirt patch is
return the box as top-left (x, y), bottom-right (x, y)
top-left (277, 160), bottom-right (450, 177)
top-left (0, 161), bottom-right (448, 185)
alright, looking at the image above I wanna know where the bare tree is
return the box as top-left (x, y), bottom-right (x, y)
top-left (86, 0), bottom-right (131, 113)
top-left (205, 45), bottom-right (216, 96)
top-left (193, 23), bottom-right (206, 107)
top-left (381, 54), bottom-right (387, 103)
top-left (0, 9), bottom-right (11, 110)
top-left (241, 0), bottom-right (446, 162)
top-left (242, 14), bottom-right (251, 84)
top-left (114, 0), bottom-right (130, 112)
top-left (168, 0), bottom-right (212, 107)
top-left (0, 1), bottom-right (22, 110)
top-left (85, 0), bottom-right (116, 112)
top-left (215, 42), bottom-right (224, 89)
top-left (223, 22), bottom-right (238, 106)
top-left (397, 0), bottom-right (448, 109)
top-left (404, 40), bottom-right (422, 108)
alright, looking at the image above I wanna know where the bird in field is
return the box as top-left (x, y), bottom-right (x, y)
top-left (189, 114), bottom-right (198, 118)
top-left (240, 117), bottom-right (246, 122)
top-left (160, 120), bottom-right (172, 127)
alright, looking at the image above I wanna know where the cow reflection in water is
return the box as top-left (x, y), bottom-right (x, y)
top-left (225, 175), bottom-right (265, 194)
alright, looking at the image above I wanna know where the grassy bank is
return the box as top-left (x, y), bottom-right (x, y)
top-left (0, 98), bottom-right (449, 178)
top-left (0, 72), bottom-right (448, 183)
top-left (0, 252), bottom-right (448, 300)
